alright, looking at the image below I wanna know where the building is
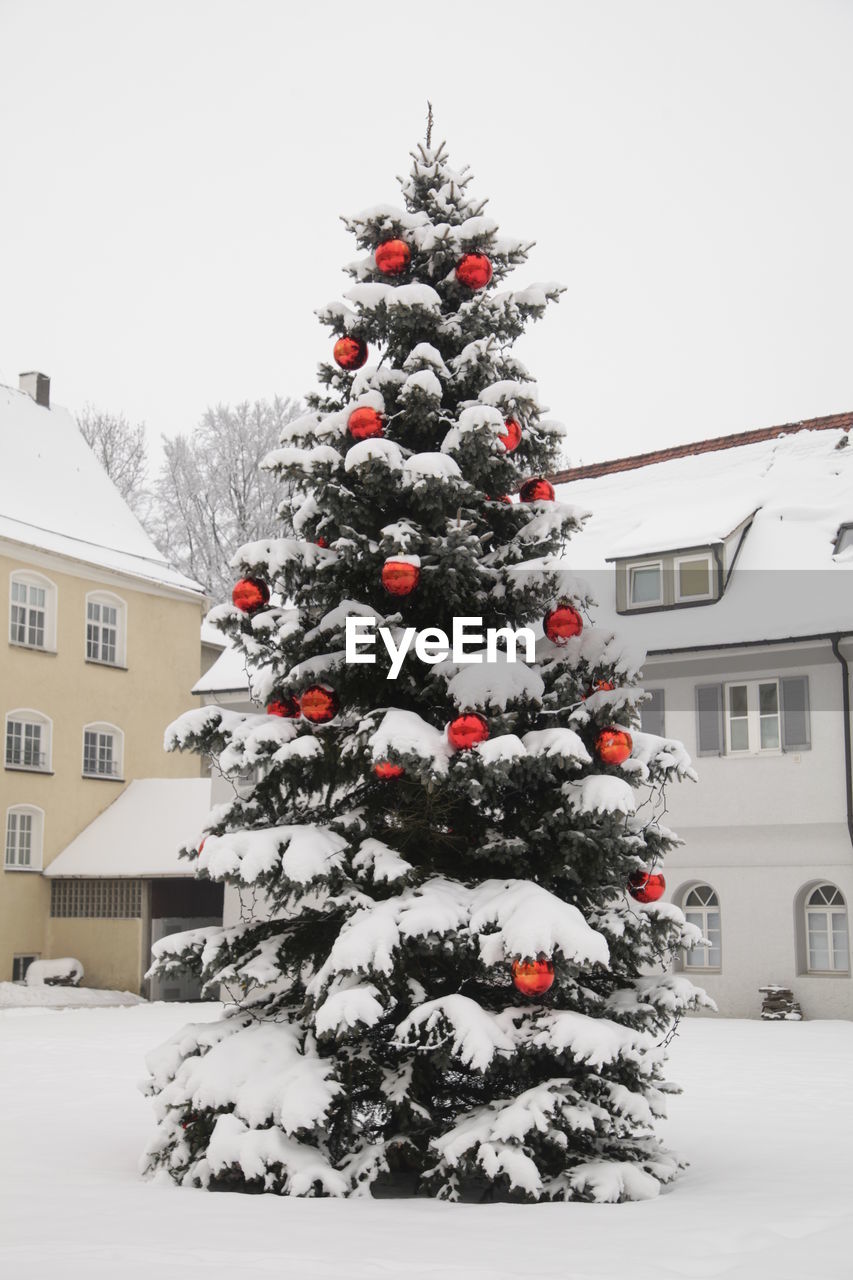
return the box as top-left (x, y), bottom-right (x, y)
top-left (191, 409), bottom-right (853, 1019)
top-left (1, 373), bottom-right (214, 993)
top-left (551, 410), bottom-right (853, 1017)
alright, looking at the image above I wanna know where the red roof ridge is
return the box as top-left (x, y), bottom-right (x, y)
top-left (547, 410), bottom-right (853, 485)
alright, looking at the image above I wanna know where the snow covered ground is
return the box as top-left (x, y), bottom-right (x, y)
top-left (0, 981), bottom-right (144, 1009)
top-left (0, 1004), bottom-right (849, 1280)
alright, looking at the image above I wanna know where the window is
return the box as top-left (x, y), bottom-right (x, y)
top-left (674, 553), bottom-right (714, 602)
top-left (696, 676), bottom-right (810, 756)
top-left (682, 885), bottom-right (721, 969)
top-left (9, 571), bottom-right (57, 650)
top-left (628, 561), bottom-right (663, 608)
top-left (4, 805), bottom-right (44, 870)
top-left (639, 688), bottom-right (665, 737)
top-left (725, 680), bottom-right (780, 753)
top-left (50, 878), bottom-right (142, 918)
top-left (12, 954), bottom-right (39, 982)
top-left (85, 592), bottom-right (126, 666)
top-left (82, 723), bottom-right (123, 779)
top-left (805, 884), bottom-right (849, 974)
top-left (5, 710), bottom-right (52, 771)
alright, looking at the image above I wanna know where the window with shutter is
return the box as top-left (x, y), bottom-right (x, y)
top-left (695, 684), bottom-right (724, 756)
top-left (780, 676), bottom-right (811, 751)
top-left (640, 689), bottom-right (666, 737)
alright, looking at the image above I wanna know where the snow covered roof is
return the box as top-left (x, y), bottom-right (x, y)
top-left (44, 778), bottom-right (212, 878)
top-left (201, 616), bottom-right (228, 649)
top-left (193, 641), bottom-right (249, 695)
top-left (0, 384), bottom-right (204, 596)
top-left (554, 418), bottom-right (853, 651)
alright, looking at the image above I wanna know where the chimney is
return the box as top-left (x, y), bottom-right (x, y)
top-left (19, 371), bottom-right (50, 409)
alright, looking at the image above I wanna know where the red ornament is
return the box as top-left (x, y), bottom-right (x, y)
top-left (519, 478), bottom-right (555, 503)
top-left (448, 713), bottom-right (489, 750)
top-left (232, 577), bottom-right (269, 613)
top-left (627, 871), bottom-right (666, 904)
top-left (544, 603), bottom-right (584, 644)
top-left (375, 239), bottom-right (411, 275)
top-left (266, 695), bottom-right (301, 719)
top-left (347, 406), bottom-right (384, 441)
top-left (456, 253), bottom-right (493, 290)
top-left (333, 336), bottom-right (368, 370)
top-left (498, 419), bottom-right (522, 453)
top-left (595, 727), bottom-right (633, 766)
top-left (196, 837), bottom-right (206, 857)
top-left (590, 680), bottom-right (615, 694)
top-left (301, 685), bottom-right (339, 725)
top-left (374, 761), bottom-right (405, 780)
top-left (381, 559), bottom-right (420, 596)
top-left (512, 957), bottom-right (555, 997)
top-left (315, 537), bottom-right (329, 549)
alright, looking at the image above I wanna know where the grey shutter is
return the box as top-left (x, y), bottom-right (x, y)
top-left (780, 676), bottom-right (811, 751)
top-left (640, 688), bottom-right (666, 737)
top-left (696, 684), bottom-right (724, 756)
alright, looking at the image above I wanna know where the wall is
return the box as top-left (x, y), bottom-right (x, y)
top-left (45, 916), bottom-right (145, 993)
top-left (641, 638), bottom-right (853, 1018)
top-left (0, 545), bottom-right (205, 983)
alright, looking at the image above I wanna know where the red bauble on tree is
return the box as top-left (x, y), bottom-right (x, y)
top-left (595, 727), bottom-right (633, 766)
top-left (512, 957), bottom-right (555, 997)
top-left (627, 871), bottom-right (666, 904)
top-left (315, 537), bottom-right (329, 549)
top-left (266, 695), bottom-right (301, 719)
top-left (374, 761), bottom-right (405, 780)
top-left (375, 239), bottom-right (411, 275)
top-left (347, 407), bottom-right (384, 441)
top-left (587, 679), bottom-right (615, 696)
top-left (301, 686), bottom-right (339, 724)
top-left (544, 602), bottom-right (584, 644)
top-left (232, 577), bottom-right (269, 613)
top-left (333, 336), bottom-right (368, 370)
top-left (498, 418), bottom-right (522, 453)
top-left (519, 477), bottom-right (555, 503)
top-left (448, 712), bottom-right (489, 750)
top-left (381, 559), bottom-right (420, 596)
top-left (456, 253), bottom-right (493, 289)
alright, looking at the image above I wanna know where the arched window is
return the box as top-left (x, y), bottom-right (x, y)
top-left (5, 709), bottom-right (52, 772)
top-left (4, 805), bottom-right (44, 870)
top-left (805, 884), bottom-right (849, 974)
top-left (85, 591), bottom-right (127, 666)
top-left (9, 570), bottom-right (57, 651)
top-left (82, 722), bottom-right (124, 780)
top-left (682, 884), bottom-right (721, 969)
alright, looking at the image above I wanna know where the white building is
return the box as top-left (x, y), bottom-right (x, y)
top-left (196, 410), bottom-right (853, 1019)
top-left (552, 410), bottom-right (853, 1018)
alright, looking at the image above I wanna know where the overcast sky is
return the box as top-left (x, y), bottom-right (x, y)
top-left (2, 0), bottom-right (852, 467)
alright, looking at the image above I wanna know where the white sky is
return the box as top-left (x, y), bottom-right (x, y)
top-left (2, 0), bottom-right (852, 466)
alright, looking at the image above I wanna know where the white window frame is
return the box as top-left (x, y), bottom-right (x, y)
top-left (4, 708), bottom-right (53, 772)
top-left (627, 559), bottom-right (664, 609)
top-left (674, 552), bottom-right (715, 603)
top-left (81, 722), bottom-right (124, 780)
top-left (724, 678), bottom-right (782, 756)
top-left (805, 883), bottom-right (849, 975)
top-left (681, 884), bottom-right (722, 971)
top-left (85, 591), bottom-right (127, 667)
top-left (4, 805), bottom-right (45, 871)
top-left (9, 570), bottom-right (57, 652)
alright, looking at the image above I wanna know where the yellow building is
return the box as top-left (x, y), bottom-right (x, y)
top-left (1, 373), bottom-right (216, 994)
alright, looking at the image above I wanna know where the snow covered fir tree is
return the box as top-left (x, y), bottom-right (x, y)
top-left (143, 137), bottom-right (712, 1203)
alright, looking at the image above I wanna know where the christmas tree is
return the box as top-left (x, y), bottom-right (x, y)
top-left (142, 133), bottom-right (711, 1203)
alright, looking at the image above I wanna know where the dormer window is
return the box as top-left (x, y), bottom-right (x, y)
top-left (834, 524), bottom-right (853, 555)
top-left (674, 553), bottom-right (714, 602)
top-left (617, 546), bottom-right (722, 613)
top-left (628, 561), bottom-right (663, 608)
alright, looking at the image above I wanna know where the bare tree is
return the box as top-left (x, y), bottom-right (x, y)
top-left (152, 396), bottom-right (301, 599)
top-left (77, 405), bottom-right (149, 516)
